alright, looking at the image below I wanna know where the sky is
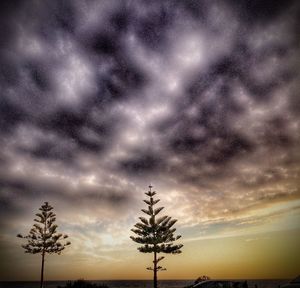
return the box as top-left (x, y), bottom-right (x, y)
top-left (0, 0), bottom-right (300, 281)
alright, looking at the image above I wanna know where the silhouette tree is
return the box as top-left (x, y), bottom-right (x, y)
top-left (17, 202), bottom-right (71, 288)
top-left (130, 185), bottom-right (183, 288)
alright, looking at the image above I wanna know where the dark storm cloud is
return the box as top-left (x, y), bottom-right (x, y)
top-left (0, 0), bottom-right (148, 159)
top-left (0, 174), bottom-right (129, 207)
top-left (119, 151), bottom-right (165, 176)
top-left (138, 0), bottom-right (300, 187)
top-left (0, 168), bottom-right (132, 230)
top-left (0, 0), bottom-right (300, 258)
top-left (230, 0), bottom-right (297, 24)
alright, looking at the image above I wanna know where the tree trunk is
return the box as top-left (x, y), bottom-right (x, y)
top-left (153, 251), bottom-right (157, 288)
top-left (40, 250), bottom-right (45, 288)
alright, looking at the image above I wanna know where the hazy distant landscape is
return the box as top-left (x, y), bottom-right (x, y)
top-left (0, 279), bottom-right (290, 288)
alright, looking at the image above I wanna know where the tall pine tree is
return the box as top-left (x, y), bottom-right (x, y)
top-left (131, 185), bottom-right (183, 288)
top-left (17, 202), bottom-right (71, 288)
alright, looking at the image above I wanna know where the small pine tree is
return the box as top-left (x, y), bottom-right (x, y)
top-left (130, 185), bottom-right (183, 288)
top-left (17, 202), bottom-right (71, 288)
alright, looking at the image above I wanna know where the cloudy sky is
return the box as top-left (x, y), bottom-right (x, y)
top-left (0, 0), bottom-right (300, 281)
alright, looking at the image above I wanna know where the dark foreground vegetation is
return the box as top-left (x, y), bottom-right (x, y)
top-left (58, 279), bottom-right (109, 288)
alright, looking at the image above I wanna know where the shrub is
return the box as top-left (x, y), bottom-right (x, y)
top-left (58, 279), bottom-right (109, 288)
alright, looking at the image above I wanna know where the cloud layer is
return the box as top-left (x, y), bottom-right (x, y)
top-left (0, 0), bottom-right (300, 277)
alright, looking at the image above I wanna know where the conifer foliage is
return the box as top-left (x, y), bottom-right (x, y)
top-left (130, 185), bottom-right (183, 288)
top-left (17, 202), bottom-right (71, 288)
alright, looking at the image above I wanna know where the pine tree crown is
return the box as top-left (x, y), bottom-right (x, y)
top-left (17, 202), bottom-right (71, 255)
top-left (131, 185), bottom-right (183, 254)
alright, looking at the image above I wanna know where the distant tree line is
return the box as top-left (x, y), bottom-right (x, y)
top-left (58, 279), bottom-right (109, 288)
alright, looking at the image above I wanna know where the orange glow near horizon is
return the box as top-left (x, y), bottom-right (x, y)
top-left (1, 228), bottom-right (299, 281)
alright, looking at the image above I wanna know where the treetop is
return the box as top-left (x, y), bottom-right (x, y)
top-left (17, 201), bottom-right (70, 256)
